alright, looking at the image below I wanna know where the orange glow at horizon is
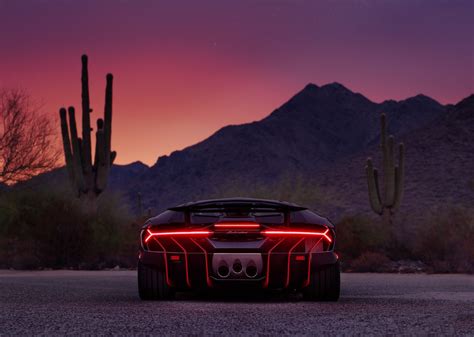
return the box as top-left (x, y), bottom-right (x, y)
top-left (0, 1), bottom-right (472, 166)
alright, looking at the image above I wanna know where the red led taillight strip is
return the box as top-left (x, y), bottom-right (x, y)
top-left (303, 237), bottom-right (324, 288)
top-left (145, 229), bottom-right (331, 242)
top-left (170, 237), bottom-right (191, 288)
top-left (285, 237), bottom-right (305, 288)
top-left (190, 238), bottom-right (212, 288)
top-left (148, 237), bottom-right (172, 287)
top-left (263, 238), bottom-right (285, 288)
top-left (144, 229), bottom-right (211, 242)
top-left (214, 223), bottom-right (260, 229)
top-left (261, 229), bottom-right (332, 243)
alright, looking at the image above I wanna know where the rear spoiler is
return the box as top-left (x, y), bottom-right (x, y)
top-left (168, 199), bottom-right (307, 226)
top-left (168, 201), bottom-right (307, 213)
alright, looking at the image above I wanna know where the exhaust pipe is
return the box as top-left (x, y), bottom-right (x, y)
top-left (232, 260), bottom-right (243, 274)
top-left (212, 253), bottom-right (263, 279)
top-left (217, 262), bottom-right (230, 278)
top-left (245, 261), bottom-right (258, 278)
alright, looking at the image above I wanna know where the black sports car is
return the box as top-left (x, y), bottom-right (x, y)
top-left (138, 198), bottom-right (340, 301)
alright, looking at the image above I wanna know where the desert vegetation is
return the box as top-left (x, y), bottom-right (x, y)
top-left (59, 55), bottom-right (116, 211)
top-left (0, 185), bottom-right (138, 269)
top-left (366, 113), bottom-right (405, 226)
top-left (0, 181), bottom-right (472, 273)
top-left (0, 56), bottom-right (472, 273)
top-left (216, 176), bottom-right (473, 273)
top-left (0, 88), bottom-right (59, 184)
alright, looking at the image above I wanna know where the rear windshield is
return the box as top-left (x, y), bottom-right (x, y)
top-left (191, 211), bottom-right (284, 224)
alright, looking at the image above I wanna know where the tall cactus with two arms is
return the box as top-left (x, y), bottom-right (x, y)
top-left (59, 55), bottom-right (116, 203)
top-left (366, 113), bottom-right (404, 222)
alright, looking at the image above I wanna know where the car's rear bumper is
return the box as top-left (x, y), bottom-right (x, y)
top-left (139, 250), bottom-right (338, 290)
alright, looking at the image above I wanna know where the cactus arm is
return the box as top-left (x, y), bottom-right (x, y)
top-left (104, 73), bottom-right (113, 164)
top-left (380, 113), bottom-right (389, 204)
top-left (366, 158), bottom-right (383, 215)
top-left (95, 119), bottom-right (107, 192)
top-left (392, 143), bottom-right (405, 209)
top-left (59, 107), bottom-right (75, 184)
top-left (81, 55), bottom-right (93, 173)
top-left (93, 119), bottom-right (102, 173)
top-left (95, 71), bottom-right (114, 192)
top-left (67, 106), bottom-right (85, 191)
top-left (110, 151), bottom-right (117, 164)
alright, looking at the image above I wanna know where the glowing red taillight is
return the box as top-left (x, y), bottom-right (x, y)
top-left (170, 255), bottom-right (180, 261)
top-left (144, 229), bottom-right (211, 242)
top-left (144, 227), bottom-right (333, 244)
top-left (261, 229), bottom-right (332, 243)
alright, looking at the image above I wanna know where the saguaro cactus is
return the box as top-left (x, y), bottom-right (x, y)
top-left (59, 55), bottom-right (116, 203)
top-left (366, 113), bottom-right (404, 222)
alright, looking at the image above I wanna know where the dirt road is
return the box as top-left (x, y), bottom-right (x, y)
top-left (0, 271), bottom-right (472, 335)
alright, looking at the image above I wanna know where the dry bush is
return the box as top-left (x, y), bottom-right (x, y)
top-left (414, 206), bottom-right (474, 273)
top-left (336, 215), bottom-right (390, 260)
top-left (350, 252), bottom-right (392, 272)
top-left (0, 186), bottom-right (138, 269)
top-left (0, 89), bottom-right (60, 184)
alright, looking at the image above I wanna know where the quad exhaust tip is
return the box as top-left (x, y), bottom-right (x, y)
top-left (212, 253), bottom-right (262, 279)
top-left (245, 262), bottom-right (258, 278)
top-left (232, 260), bottom-right (243, 274)
top-left (217, 262), bottom-right (230, 278)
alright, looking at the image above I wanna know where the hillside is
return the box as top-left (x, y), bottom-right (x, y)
top-left (17, 83), bottom-right (471, 223)
top-left (315, 94), bottom-right (474, 220)
top-left (15, 161), bottom-right (149, 194)
top-left (127, 83), bottom-right (449, 217)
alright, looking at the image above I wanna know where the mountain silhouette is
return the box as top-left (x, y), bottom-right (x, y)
top-left (18, 83), bottom-right (472, 221)
top-left (315, 92), bottom-right (474, 219)
top-left (127, 82), bottom-right (452, 216)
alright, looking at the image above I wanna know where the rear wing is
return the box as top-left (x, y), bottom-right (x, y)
top-left (168, 198), bottom-right (307, 212)
top-left (168, 198), bottom-right (307, 226)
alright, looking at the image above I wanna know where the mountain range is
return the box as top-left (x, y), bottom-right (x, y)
top-left (18, 83), bottom-right (474, 222)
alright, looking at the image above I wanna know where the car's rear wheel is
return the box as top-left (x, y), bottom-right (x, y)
top-left (303, 261), bottom-right (340, 301)
top-left (138, 261), bottom-right (175, 300)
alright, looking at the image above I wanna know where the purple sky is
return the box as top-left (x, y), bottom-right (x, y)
top-left (0, 0), bottom-right (472, 164)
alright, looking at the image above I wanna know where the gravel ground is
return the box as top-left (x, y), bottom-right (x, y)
top-left (0, 270), bottom-right (473, 336)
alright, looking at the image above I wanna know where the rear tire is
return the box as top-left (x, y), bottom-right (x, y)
top-left (303, 261), bottom-right (340, 301)
top-left (138, 261), bottom-right (175, 300)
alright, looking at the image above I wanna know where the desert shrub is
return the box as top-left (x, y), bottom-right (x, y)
top-left (413, 206), bottom-right (474, 273)
top-left (0, 187), bottom-right (88, 268)
top-left (336, 215), bottom-right (390, 260)
top-left (349, 252), bottom-right (392, 272)
top-left (0, 186), bottom-right (138, 269)
top-left (85, 193), bottom-right (135, 265)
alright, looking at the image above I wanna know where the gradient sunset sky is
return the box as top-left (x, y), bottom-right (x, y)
top-left (0, 0), bottom-right (472, 165)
